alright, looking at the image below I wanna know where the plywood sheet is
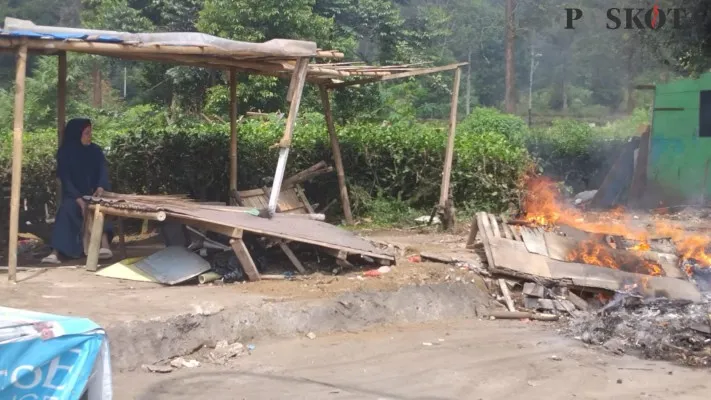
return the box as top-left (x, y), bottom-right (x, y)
top-left (134, 246), bottom-right (212, 285)
top-left (97, 257), bottom-right (156, 282)
top-left (488, 237), bottom-right (552, 278)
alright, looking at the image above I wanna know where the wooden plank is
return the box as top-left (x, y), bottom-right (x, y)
top-left (548, 260), bottom-right (702, 302)
top-left (167, 214), bottom-right (242, 238)
top-left (520, 227), bottom-right (549, 257)
top-left (7, 42), bottom-right (28, 283)
top-left (476, 212), bottom-right (495, 268)
top-left (590, 139), bottom-right (637, 208)
top-left (628, 125), bottom-right (650, 204)
top-left (88, 204), bottom-right (166, 221)
top-left (510, 225), bottom-right (523, 242)
top-left (86, 205), bottom-right (105, 272)
top-left (488, 213), bottom-right (502, 238)
top-left (238, 188), bottom-right (266, 198)
top-left (438, 67), bottom-right (461, 213)
top-left (498, 278), bottom-right (516, 312)
top-left (488, 237), bottom-right (553, 278)
top-left (319, 85), bottom-right (353, 224)
top-left (230, 238), bottom-right (261, 281)
top-left (294, 185), bottom-right (315, 214)
top-left (499, 215), bottom-right (514, 240)
top-left (279, 242), bottom-right (307, 274)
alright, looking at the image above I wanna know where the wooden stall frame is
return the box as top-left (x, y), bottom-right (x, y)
top-left (2, 19), bottom-right (466, 280)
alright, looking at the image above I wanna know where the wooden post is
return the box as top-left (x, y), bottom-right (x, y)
top-left (229, 68), bottom-right (238, 204)
top-left (7, 43), bottom-right (28, 283)
top-left (230, 237), bottom-right (261, 281)
top-left (319, 85), bottom-right (353, 224)
top-left (85, 205), bottom-right (105, 272)
top-left (92, 60), bottom-right (102, 108)
top-left (439, 68), bottom-right (461, 208)
top-left (266, 57), bottom-right (309, 215)
top-left (57, 52), bottom-right (67, 145)
top-left (56, 52), bottom-right (67, 211)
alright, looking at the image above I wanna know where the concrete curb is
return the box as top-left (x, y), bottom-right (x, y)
top-left (106, 282), bottom-right (491, 371)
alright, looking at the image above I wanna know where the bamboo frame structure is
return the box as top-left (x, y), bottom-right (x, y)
top-left (1, 19), bottom-right (466, 280)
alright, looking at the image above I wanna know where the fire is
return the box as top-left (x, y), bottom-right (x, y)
top-left (521, 177), bottom-right (647, 240)
top-left (629, 242), bottom-right (650, 252)
top-left (565, 240), bottom-right (664, 276)
top-left (521, 176), bottom-right (711, 276)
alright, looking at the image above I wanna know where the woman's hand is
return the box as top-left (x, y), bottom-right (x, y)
top-left (76, 198), bottom-right (87, 217)
top-left (93, 187), bottom-right (104, 197)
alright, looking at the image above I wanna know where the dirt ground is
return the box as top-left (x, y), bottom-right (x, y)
top-left (114, 318), bottom-right (709, 400)
top-left (0, 226), bottom-right (487, 324)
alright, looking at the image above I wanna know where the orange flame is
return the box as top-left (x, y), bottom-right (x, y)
top-left (565, 240), bottom-right (664, 277)
top-left (522, 177), bottom-right (647, 240)
top-left (520, 176), bottom-right (708, 277)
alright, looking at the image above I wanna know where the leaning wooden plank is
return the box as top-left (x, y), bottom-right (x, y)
top-left (85, 205), bottom-right (105, 272)
top-left (498, 278), bottom-right (516, 312)
top-left (279, 241), bottom-right (307, 274)
top-left (231, 238), bottom-right (261, 281)
top-left (488, 214), bottom-right (501, 238)
top-left (476, 212), bottom-right (495, 269)
top-left (167, 214), bottom-right (243, 238)
top-left (548, 259), bottom-right (702, 303)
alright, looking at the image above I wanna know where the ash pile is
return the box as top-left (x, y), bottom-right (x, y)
top-left (467, 177), bottom-right (711, 366)
top-left (567, 293), bottom-right (711, 367)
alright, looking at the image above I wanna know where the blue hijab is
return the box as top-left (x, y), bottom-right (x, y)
top-left (57, 118), bottom-right (109, 199)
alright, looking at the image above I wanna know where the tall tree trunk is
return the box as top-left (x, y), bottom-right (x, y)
top-left (466, 48), bottom-right (472, 115)
top-left (92, 62), bottom-right (102, 108)
top-left (504, 0), bottom-right (517, 113)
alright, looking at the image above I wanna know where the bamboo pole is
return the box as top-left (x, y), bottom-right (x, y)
top-left (87, 204), bottom-right (166, 221)
top-left (57, 52), bottom-right (67, 145)
top-left (266, 57), bottom-right (309, 216)
top-left (229, 68), bottom-right (238, 204)
top-left (319, 85), bottom-right (353, 224)
top-left (7, 43), bottom-right (28, 283)
top-left (439, 68), bottom-right (461, 207)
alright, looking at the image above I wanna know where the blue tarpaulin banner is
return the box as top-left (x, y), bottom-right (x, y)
top-left (0, 307), bottom-right (112, 400)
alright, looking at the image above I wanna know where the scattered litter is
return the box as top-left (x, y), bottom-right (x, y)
top-left (306, 332), bottom-right (317, 340)
top-left (377, 266), bottom-right (391, 274)
top-left (407, 255), bottom-right (422, 263)
top-left (170, 357), bottom-right (200, 369)
top-left (209, 340), bottom-right (245, 364)
top-left (527, 380), bottom-right (538, 387)
top-left (142, 364), bottom-right (172, 374)
top-left (616, 379), bottom-right (623, 384)
top-left (363, 269), bottom-right (382, 277)
top-left (415, 215), bottom-right (440, 225)
top-left (550, 355), bottom-right (562, 361)
top-left (247, 344), bottom-right (256, 351)
top-left (422, 342), bottom-right (433, 346)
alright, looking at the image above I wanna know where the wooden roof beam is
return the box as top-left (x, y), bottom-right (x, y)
top-left (326, 62), bottom-right (468, 89)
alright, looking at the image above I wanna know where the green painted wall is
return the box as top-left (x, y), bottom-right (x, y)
top-left (648, 72), bottom-right (711, 202)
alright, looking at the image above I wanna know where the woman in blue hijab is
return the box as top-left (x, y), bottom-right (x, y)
top-left (42, 118), bottom-right (114, 264)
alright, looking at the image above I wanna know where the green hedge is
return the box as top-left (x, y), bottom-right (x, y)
top-left (1, 108), bottom-right (532, 227)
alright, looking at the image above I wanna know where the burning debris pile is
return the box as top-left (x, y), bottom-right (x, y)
top-left (467, 176), bottom-right (711, 366)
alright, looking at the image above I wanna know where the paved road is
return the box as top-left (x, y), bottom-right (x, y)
top-left (115, 319), bottom-right (708, 400)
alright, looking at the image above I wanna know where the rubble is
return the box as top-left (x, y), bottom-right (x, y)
top-left (566, 298), bottom-right (711, 367)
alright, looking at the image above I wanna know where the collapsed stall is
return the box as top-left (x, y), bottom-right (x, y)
top-left (1, 17), bottom-right (466, 282)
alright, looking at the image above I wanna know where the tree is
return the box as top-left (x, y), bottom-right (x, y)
top-left (504, 0), bottom-right (516, 113)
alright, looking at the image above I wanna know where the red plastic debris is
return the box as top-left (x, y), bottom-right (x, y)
top-left (408, 255), bottom-right (422, 263)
